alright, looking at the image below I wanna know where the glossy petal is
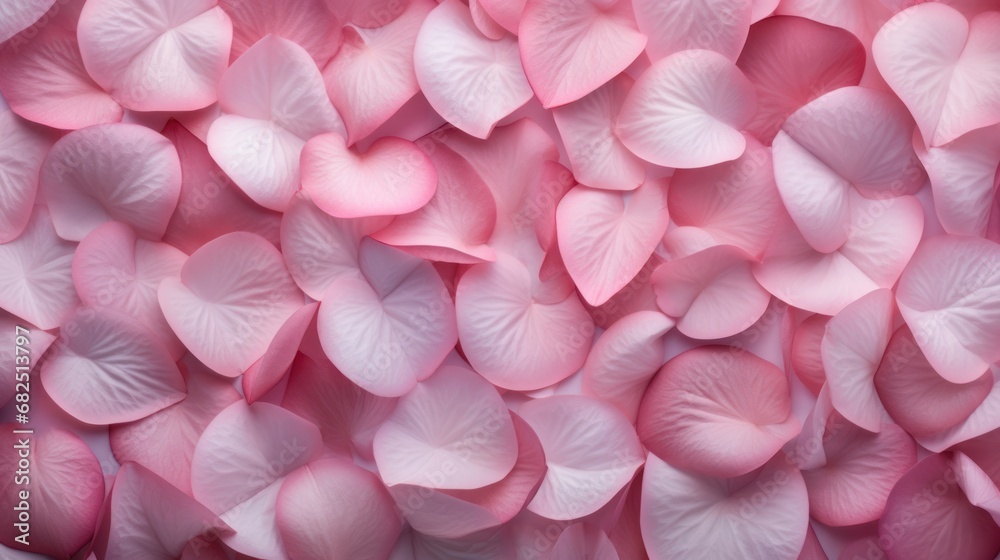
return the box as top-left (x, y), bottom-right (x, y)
top-left (895, 235), bottom-right (1000, 383)
top-left (78, 0), bottom-right (232, 111)
top-left (373, 364), bottom-right (517, 489)
top-left (638, 346), bottom-right (799, 478)
top-left (520, 395), bottom-right (644, 520)
top-left (653, 245), bottom-right (772, 339)
top-left (414, 0), bottom-right (532, 138)
top-left (519, 0), bottom-right (646, 107)
top-left (39, 123), bottom-right (181, 242)
top-left (618, 50), bottom-right (757, 168)
top-left (158, 232), bottom-right (304, 377)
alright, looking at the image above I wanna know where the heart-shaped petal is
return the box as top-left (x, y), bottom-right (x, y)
top-left (78, 0), bottom-right (232, 111)
top-left (373, 364), bottom-right (518, 489)
top-left (895, 235), bottom-right (1000, 383)
top-left (557, 178), bottom-right (669, 306)
top-left (302, 133), bottom-right (437, 218)
top-left (874, 4), bottom-right (1000, 146)
top-left (40, 307), bottom-right (187, 424)
top-left (638, 346), bottom-right (799, 478)
top-left (414, 0), bottom-right (532, 138)
top-left (519, 0), bottom-right (646, 107)
top-left (39, 123), bottom-right (182, 242)
top-left (158, 232), bottom-right (305, 377)
top-left (618, 50), bottom-right (757, 168)
top-left (520, 395), bottom-right (645, 520)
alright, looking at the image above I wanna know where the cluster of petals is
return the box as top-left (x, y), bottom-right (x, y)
top-left (1, 0), bottom-right (1000, 559)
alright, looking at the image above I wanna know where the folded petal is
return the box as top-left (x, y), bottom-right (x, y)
top-left (0, 206), bottom-right (79, 329)
top-left (40, 123), bottom-right (181, 241)
top-left (638, 346), bottom-right (799, 478)
top-left (520, 395), bottom-right (644, 520)
top-left (519, 0), bottom-right (646, 107)
top-left (737, 16), bottom-right (865, 144)
top-left (191, 401), bottom-right (322, 559)
top-left (653, 245), bottom-right (771, 339)
top-left (618, 50), bottom-right (757, 168)
top-left (0, 427), bottom-right (103, 559)
top-left (895, 235), bottom-right (1000, 383)
top-left (414, 0), bottom-right (532, 138)
top-left (557, 179), bottom-right (669, 306)
top-left (242, 302), bottom-right (318, 403)
top-left (158, 232), bottom-right (305, 377)
top-left (208, 35), bottom-right (345, 211)
top-left (641, 452), bottom-right (809, 560)
top-left (318, 238), bottom-right (456, 396)
top-left (874, 4), bottom-right (1000, 146)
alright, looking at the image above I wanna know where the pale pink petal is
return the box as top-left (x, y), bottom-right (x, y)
top-left (551, 74), bottom-right (646, 191)
top-left (388, 412), bottom-right (546, 538)
top-left (772, 87), bottom-right (924, 252)
top-left (0, 311), bottom-right (55, 407)
top-left (879, 453), bottom-right (1000, 560)
top-left (581, 310), bottom-right (674, 422)
top-left (0, 107), bottom-right (55, 243)
top-left (324, 0), bottom-right (435, 143)
top-left (799, 408), bottom-right (916, 526)
top-left (40, 308), bottom-right (187, 424)
top-left (821, 288), bottom-right (894, 433)
top-left (558, 179), bottom-right (669, 306)
top-left (520, 395), bottom-right (644, 520)
top-left (0, 206), bottom-right (79, 329)
top-left (0, 427), bottom-right (103, 558)
top-left (608, 471), bottom-right (646, 560)
top-left (633, 0), bottom-right (750, 61)
top-left (158, 232), bottom-right (305, 377)
top-left (110, 354), bottom-right (240, 494)
top-left (953, 429), bottom-right (1000, 486)
top-left (478, 0), bottom-right (525, 34)
top-left (641, 452), bottom-right (809, 560)
top-left (280, 193), bottom-right (390, 299)
top-left (94, 462), bottom-right (231, 560)
top-left (411, 526), bottom-right (513, 560)
top-left (549, 523), bottom-right (620, 560)
top-left (790, 314), bottom-right (828, 395)
top-left (373, 364), bottom-right (517, 489)
top-left (638, 346), bottom-right (799, 478)
top-left (456, 251), bottom-right (594, 391)
top-left (874, 4), bottom-right (1000, 146)
top-left (301, 133), bottom-right (436, 218)
top-left (220, 0), bottom-right (341, 67)
top-left (161, 120), bottom-right (282, 254)
top-left (736, 16), bottom-right (865, 144)
top-left (666, 134), bottom-right (782, 260)
top-left (73, 222), bottom-right (186, 358)
top-left (618, 50), bottom-right (757, 168)
top-left (282, 352), bottom-right (398, 459)
top-left (242, 302), bottom-right (318, 403)
top-left (753, 195), bottom-right (923, 315)
top-left (414, 0), bottom-right (532, 138)
top-left (653, 245), bottom-right (772, 339)
top-left (191, 401), bottom-right (322, 559)
top-left (0, 0), bottom-right (57, 43)
top-left (895, 235), bottom-right (1000, 383)
top-left (317, 239), bottom-right (456, 397)
top-left (372, 143), bottom-right (497, 263)
top-left (39, 123), bottom-right (181, 241)
top-left (917, 124), bottom-right (1000, 237)
top-left (277, 458), bottom-right (401, 560)
top-left (876, 325), bottom-right (992, 439)
top-left (78, 0), bottom-right (231, 111)
top-left (470, 0), bottom-right (506, 39)
top-left (519, 0), bottom-right (646, 107)
top-left (208, 35), bottom-right (345, 211)
top-left (586, 253), bottom-right (662, 329)
top-left (0, 2), bottom-right (123, 129)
